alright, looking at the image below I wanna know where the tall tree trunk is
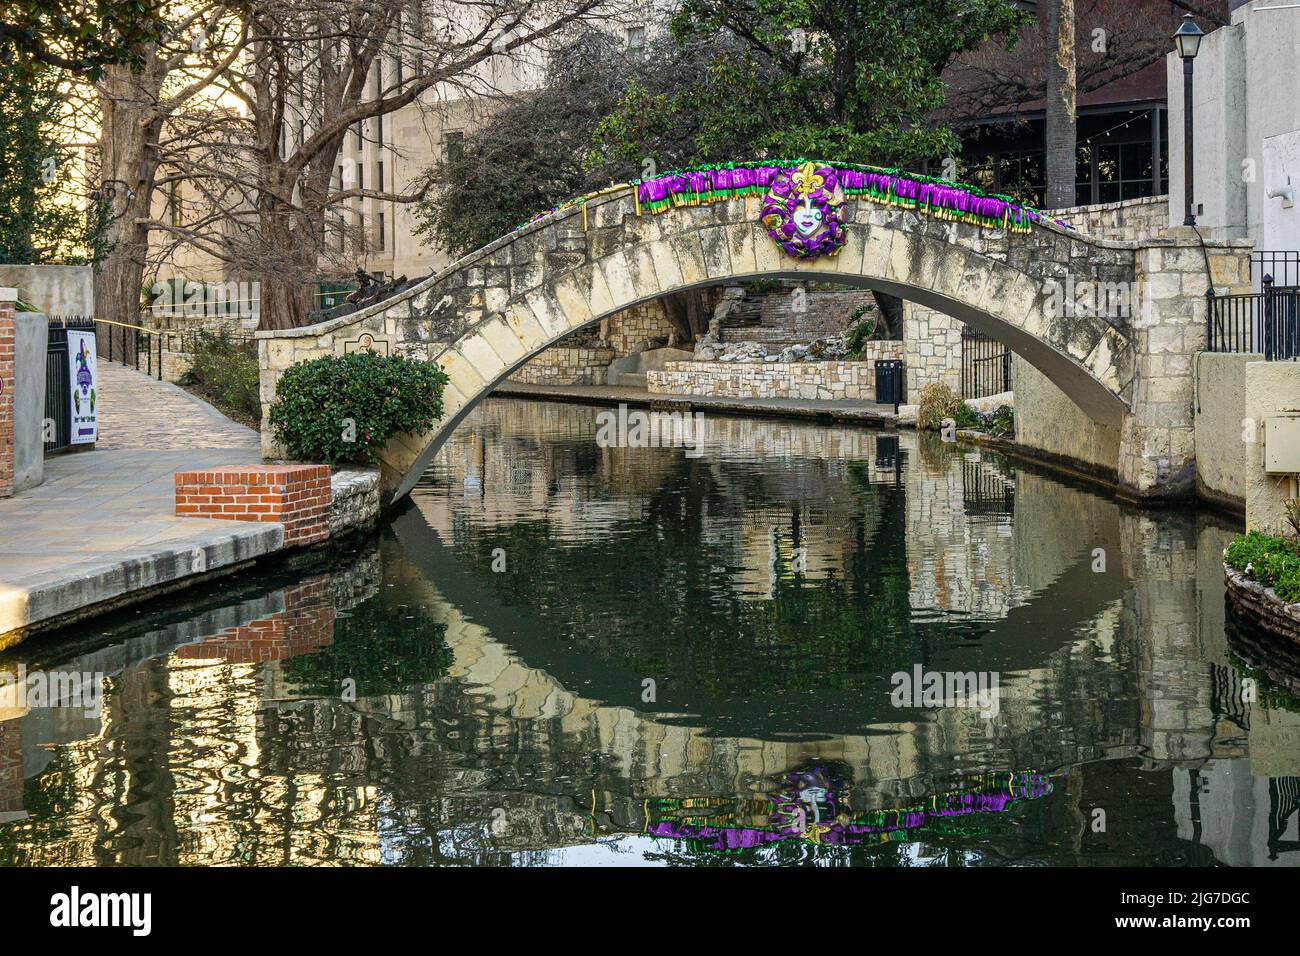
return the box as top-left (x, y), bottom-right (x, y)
top-left (255, 186), bottom-right (317, 331)
top-left (869, 290), bottom-right (905, 340)
top-left (1044, 0), bottom-right (1077, 209)
top-left (659, 289), bottom-right (712, 346)
top-left (93, 59), bottom-right (165, 330)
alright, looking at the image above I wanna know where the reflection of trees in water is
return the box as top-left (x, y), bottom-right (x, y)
top-left (439, 453), bottom-right (929, 698)
top-left (278, 599), bottom-right (452, 698)
top-left (1226, 606), bottom-right (1300, 715)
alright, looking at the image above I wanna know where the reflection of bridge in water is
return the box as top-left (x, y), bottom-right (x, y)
top-left (1, 402), bottom-right (1298, 865)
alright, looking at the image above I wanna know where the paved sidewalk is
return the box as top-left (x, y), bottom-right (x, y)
top-left (0, 364), bottom-right (275, 644)
top-left (95, 362), bottom-right (261, 451)
top-left (493, 381), bottom-right (900, 423)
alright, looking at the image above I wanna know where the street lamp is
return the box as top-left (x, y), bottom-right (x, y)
top-left (1175, 13), bottom-right (1204, 226)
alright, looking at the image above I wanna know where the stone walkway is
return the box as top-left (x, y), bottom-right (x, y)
top-left (0, 364), bottom-right (275, 645)
top-left (95, 363), bottom-right (260, 451)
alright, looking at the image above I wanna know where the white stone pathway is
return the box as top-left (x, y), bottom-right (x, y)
top-left (0, 364), bottom-right (276, 643)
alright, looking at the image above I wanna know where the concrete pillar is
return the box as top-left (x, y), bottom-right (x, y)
top-left (902, 301), bottom-right (963, 398)
top-left (1244, 359), bottom-right (1300, 535)
top-left (1119, 238), bottom-right (1252, 500)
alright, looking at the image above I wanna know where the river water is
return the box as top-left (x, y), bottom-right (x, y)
top-left (2, 398), bottom-right (1298, 866)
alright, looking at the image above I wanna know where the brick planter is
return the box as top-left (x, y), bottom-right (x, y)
top-left (1225, 564), bottom-right (1300, 644)
top-left (175, 464), bottom-right (331, 547)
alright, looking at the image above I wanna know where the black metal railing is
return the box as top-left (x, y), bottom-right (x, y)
top-left (48, 315), bottom-right (255, 383)
top-left (961, 329), bottom-right (1012, 399)
top-left (1251, 251), bottom-right (1300, 291)
top-left (961, 459), bottom-right (1015, 518)
top-left (874, 359), bottom-right (906, 411)
top-left (1206, 279), bottom-right (1300, 360)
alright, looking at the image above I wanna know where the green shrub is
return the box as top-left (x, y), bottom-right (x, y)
top-left (954, 401), bottom-right (982, 430)
top-left (179, 330), bottom-right (261, 424)
top-left (1286, 498), bottom-right (1300, 539)
top-left (947, 401), bottom-right (1015, 438)
top-left (983, 404), bottom-right (1015, 438)
top-left (1225, 530), bottom-right (1300, 603)
top-left (844, 302), bottom-right (882, 357)
top-left (268, 351), bottom-right (449, 465)
top-left (917, 382), bottom-right (960, 430)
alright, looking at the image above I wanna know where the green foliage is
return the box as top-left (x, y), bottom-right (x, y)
top-left (412, 30), bottom-right (646, 257)
top-left (1225, 531), bottom-right (1300, 603)
top-left (279, 596), bottom-right (453, 698)
top-left (956, 402), bottom-right (1015, 437)
top-left (844, 302), bottom-right (881, 357)
top-left (600, 0), bottom-right (1030, 168)
top-left (269, 351), bottom-right (448, 465)
top-left (917, 382), bottom-right (960, 431)
top-left (955, 401), bottom-right (982, 430)
top-left (983, 405), bottom-right (1014, 438)
top-left (178, 331), bottom-right (261, 425)
top-left (1285, 498), bottom-right (1300, 539)
top-left (0, 1), bottom-right (166, 79)
top-left (0, 66), bottom-right (96, 263)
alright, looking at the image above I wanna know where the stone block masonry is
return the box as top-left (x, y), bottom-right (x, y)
top-left (175, 464), bottom-right (331, 547)
top-left (0, 295), bottom-right (14, 499)
top-left (508, 345), bottom-right (616, 385)
top-left (648, 348), bottom-right (903, 402)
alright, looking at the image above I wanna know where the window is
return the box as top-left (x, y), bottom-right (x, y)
top-left (376, 161), bottom-right (384, 192)
top-left (378, 212), bottom-right (386, 251)
top-left (445, 131), bottom-right (464, 163)
top-left (626, 25), bottom-right (646, 53)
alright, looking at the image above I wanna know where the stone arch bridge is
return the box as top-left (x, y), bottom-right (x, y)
top-left (258, 178), bottom-right (1249, 504)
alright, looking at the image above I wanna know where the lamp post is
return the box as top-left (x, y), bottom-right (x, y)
top-left (1174, 13), bottom-right (1204, 227)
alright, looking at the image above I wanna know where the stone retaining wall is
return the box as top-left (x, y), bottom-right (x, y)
top-left (1050, 196), bottom-right (1171, 242)
top-left (329, 468), bottom-right (380, 536)
top-left (508, 345), bottom-right (616, 385)
top-left (647, 345), bottom-right (903, 401)
top-left (1225, 564), bottom-right (1300, 643)
top-left (600, 301), bottom-right (677, 353)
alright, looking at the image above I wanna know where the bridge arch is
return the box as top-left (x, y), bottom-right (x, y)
top-left (257, 180), bottom-right (1225, 503)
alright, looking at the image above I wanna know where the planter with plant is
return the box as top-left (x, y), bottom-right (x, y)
top-left (268, 351), bottom-right (449, 466)
top-left (1223, 519), bottom-right (1300, 642)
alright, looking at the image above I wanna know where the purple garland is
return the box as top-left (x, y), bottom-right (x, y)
top-left (633, 162), bottom-right (1069, 233)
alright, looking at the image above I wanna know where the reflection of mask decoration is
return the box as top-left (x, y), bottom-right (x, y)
top-left (644, 769), bottom-right (1056, 853)
top-left (760, 162), bottom-right (846, 260)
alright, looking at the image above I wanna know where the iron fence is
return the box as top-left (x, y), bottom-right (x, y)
top-left (48, 315), bottom-right (255, 383)
top-left (1251, 250), bottom-right (1300, 292)
top-left (961, 459), bottom-right (1015, 518)
top-left (961, 329), bottom-right (1012, 399)
top-left (42, 317), bottom-right (95, 453)
top-left (1206, 279), bottom-right (1300, 360)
